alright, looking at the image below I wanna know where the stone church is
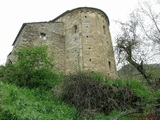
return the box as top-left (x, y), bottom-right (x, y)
top-left (7, 7), bottom-right (117, 78)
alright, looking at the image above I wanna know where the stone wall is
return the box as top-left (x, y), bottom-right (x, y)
top-left (54, 8), bottom-right (117, 78)
top-left (7, 7), bottom-right (117, 78)
top-left (7, 22), bottom-right (65, 73)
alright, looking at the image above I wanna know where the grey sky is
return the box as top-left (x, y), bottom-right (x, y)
top-left (0, 0), bottom-right (139, 65)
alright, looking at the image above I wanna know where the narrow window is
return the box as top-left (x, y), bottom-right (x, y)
top-left (103, 25), bottom-right (106, 34)
top-left (89, 59), bottom-right (91, 62)
top-left (74, 25), bottom-right (78, 33)
top-left (9, 59), bottom-right (12, 64)
top-left (108, 61), bottom-right (111, 68)
top-left (85, 16), bottom-right (87, 18)
top-left (40, 33), bottom-right (46, 40)
top-left (86, 36), bottom-right (88, 38)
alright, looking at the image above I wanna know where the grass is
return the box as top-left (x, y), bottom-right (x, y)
top-left (0, 80), bottom-right (76, 120)
top-left (0, 78), bottom-right (136, 120)
top-left (0, 71), bottom-right (159, 120)
top-left (87, 71), bottom-right (159, 102)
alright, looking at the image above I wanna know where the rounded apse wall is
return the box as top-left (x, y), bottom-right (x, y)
top-left (55, 7), bottom-right (117, 78)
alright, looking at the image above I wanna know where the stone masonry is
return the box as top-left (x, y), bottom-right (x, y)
top-left (7, 7), bottom-right (117, 78)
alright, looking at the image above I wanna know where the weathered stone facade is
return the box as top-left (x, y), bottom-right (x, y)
top-left (7, 7), bottom-right (117, 78)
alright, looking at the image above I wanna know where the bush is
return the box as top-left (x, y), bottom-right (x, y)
top-left (2, 45), bottom-right (55, 88)
top-left (0, 65), bottom-right (5, 78)
top-left (62, 72), bottom-right (143, 119)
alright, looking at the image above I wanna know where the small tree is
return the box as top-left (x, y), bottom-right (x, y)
top-left (3, 45), bottom-right (54, 88)
top-left (116, 14), bottom-right (152, 85)
top-left (115, 1), bottom-right (160, 87)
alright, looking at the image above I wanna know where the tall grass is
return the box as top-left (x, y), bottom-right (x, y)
top-left (86, 71), bottom-right (159, 102)
top-left (0, 71), bottom-right (159, 120)
top-left (0, 81), bottom-right (76, 120)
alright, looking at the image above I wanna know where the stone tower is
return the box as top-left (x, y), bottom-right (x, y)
top-left (7, 7), bottom-right (117, 78)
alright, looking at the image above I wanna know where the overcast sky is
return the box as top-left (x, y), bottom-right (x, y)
top-left (0, 0), bottom-right (141, 65)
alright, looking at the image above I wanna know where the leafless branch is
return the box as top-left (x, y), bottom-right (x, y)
top-left (112, 109), bottom-right (137, 120)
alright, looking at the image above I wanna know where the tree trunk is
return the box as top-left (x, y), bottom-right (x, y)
top-left (127, 56), bottom-right (152, 86)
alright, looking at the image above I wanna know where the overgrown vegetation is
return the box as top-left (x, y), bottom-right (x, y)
top-left (0, 45), bottom-right (76, 120)
top-left (118, 64), bottom-right (160, 88)
top-left (63, 73), bottom-right (140, 116)
top-left (1, 45), bottom-right (56, 89)
top-left (0, 45), bottom-right (160, 120)
top-left (115, 0), bottom-right (160, 87)
top-left (62, 72), bottom-right (160, 119)
top-left (0, 81), bottom-right (76, 120)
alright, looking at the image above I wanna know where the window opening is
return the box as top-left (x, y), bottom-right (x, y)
top-left (103, 25), bottom-right (106, 34)
top-left (85, 16), bottom-right (87, 18)
top-left (40, 33), bottom-right (46, 40)
top-left (9, 59), bottom-right (12, 64)
top-left (86, 36), bottom-right (88, 38)
top-left (88, 47), bottom-right (91, 49)
top-left (108, 61), bottom-right (111, 68)
top-left (74, 25), bottom-right (78, 33)
top-left (89, 59), bottom-right (91, 62)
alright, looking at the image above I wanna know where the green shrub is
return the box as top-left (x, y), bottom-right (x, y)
top-left (0, 65), bottom-right (4, 78)
top-left (85, 72), bottom-right (159, 102)
top-left (2, 45), bottom-right (56, 88)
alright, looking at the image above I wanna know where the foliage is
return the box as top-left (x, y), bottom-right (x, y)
top-left (1, 45), bottom-right (56, 88)
top-left (1, 70), bottom-right (159, 120)
top-left (62, 72), bottom-right (147, 119)
top-left (0, 65), bottom-right (5, 78)
top-left (0, 80), bottom-right (76, 120)
top-left (118, 64), bottom-right (160, 89)
top-left (119, 64), bottom-right (160, 78)
top-left (84, 72), bottom-right (158, 101)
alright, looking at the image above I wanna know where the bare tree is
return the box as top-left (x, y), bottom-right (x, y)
top-left (116, 14), bottom-right (152, 85)
top-left (114, 2), bottom-right (160, 119)
top-left (116, 0), bottom-right (160, 86)
top-left (136, 0), bottom-right (160, 45)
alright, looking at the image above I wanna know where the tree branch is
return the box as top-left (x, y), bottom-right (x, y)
top-left (112, 109), bottom-right (137, 120)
